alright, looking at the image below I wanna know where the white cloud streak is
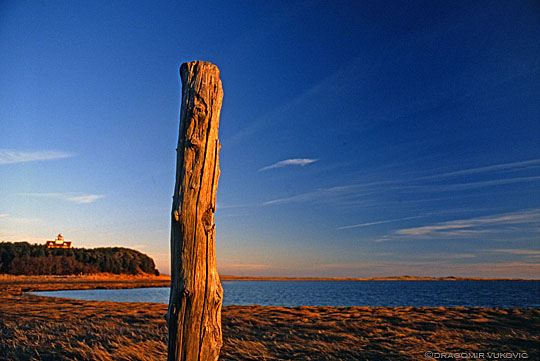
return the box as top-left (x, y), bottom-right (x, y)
top-left (419, 159), bottom-right (540, 181)
top-left (262, 181), bottom-right (394, 206)
top-left (394, 209), bottom-right (540, 238)
top-left (420, 176), bottom-right (540, 192)
top-left (259, 158), bottom-right (318, 171)
top-left (18, 193), bottom-right (104, 204)
top-left (483, 249), bottom-right (540, 256)
top-left (338, 216), bottom-right (422, 230)
top-left (263, 191), bottom-right (319, 206)
top-left (0, 149), bottom-right (75, 165)
top-left (262, 158), bottom-right (540, 207)
top-left (67, 195), bottom-right (104, 204)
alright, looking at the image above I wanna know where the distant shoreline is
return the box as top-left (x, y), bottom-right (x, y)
top-left (0, 274), bottom-right (536, 292)
top-left (219, 274), bottom-right (537, 281)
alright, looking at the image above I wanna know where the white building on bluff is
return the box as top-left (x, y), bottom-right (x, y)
top-left (46, 234), bottom-right (72, 249)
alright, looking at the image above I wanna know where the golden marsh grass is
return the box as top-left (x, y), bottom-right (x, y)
top-left (0, 275), bottom-right (538, 360)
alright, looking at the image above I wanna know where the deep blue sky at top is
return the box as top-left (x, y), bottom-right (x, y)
top-left (1, 1), bottom-right (539, 277)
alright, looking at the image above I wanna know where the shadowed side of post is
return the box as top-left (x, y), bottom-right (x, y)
top-left (167, 61), bottom-right (223, 361)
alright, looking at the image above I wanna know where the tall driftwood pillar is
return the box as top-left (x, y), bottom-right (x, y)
top-left (167, 61), bottom-right (223, 361)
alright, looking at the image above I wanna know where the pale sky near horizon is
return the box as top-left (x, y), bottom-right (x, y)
top-left (1, 1), bottom-right (539, 278)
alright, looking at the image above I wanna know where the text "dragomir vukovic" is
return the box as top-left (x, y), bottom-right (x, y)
top-left (424, 351), bottom-right (529, 359)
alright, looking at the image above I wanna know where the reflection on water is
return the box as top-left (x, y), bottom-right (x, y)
top-left (33, 280), bottom-right (540, 308)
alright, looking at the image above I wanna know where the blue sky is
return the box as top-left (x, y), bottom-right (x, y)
top-left (1, 1), bottom-right (539, 278)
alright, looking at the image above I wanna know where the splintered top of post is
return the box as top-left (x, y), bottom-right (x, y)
top-left (180, 61), bottom-right (220, 82)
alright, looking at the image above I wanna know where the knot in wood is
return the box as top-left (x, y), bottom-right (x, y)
top-left (192, 101), bottom-right (208, 118)
top-left (214, 291), bottom-right (222, 304)
top-left (188, 137), bottom-right (202, 149)
top-left (173, 210), bottom-right (181, 222)
top-left (202, 207), bottom-right (214, 232)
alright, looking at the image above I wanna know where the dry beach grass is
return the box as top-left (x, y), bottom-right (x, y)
top-left (0, 275), bottom-right (538, 360)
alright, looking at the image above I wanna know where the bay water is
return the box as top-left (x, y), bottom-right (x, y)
top-left (32, 280), bottom-right (539, 307)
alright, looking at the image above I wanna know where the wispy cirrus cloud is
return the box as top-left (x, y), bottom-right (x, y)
top-left (0, 149), bottom-right (75, 165)
top-left (67, 195), bottom-right (104, 204)
top-left (393, 209), bottom-right (540, 239)
top-left (18, 193), bottom-right (104, 204)
top-left (262, 158), bottom-right (540, 207)
top-left (259, 158), bottom-right (318, 171)
top-left (262, 183), bottom-right (358, 206)
top-left (338, 216), bottom-right (423, 230)
top-left (262, 180), bottom-right (396, 206)
top-left (419, 176), bottom-right (540, 192)
top-left (419, 159), bottom-right (540, 180)
top-left (482, 249), bottom-right (540, 256)
top-left (263, 191), bottom-right (317, 206)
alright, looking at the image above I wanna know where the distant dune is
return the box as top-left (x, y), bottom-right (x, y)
top-left (1, 273), bottom-right (531, 293)
top-left (219, 274), bottom-right (533, 281)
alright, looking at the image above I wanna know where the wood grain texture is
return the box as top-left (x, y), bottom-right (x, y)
top-left (167, 61), bottom-right (223, 361)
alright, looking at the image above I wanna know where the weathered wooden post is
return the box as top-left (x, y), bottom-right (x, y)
top-left (167, 61), bottom-right (224, 361)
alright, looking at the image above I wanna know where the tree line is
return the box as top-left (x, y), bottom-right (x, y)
top-left (0, 242), bottom-right (160, 276)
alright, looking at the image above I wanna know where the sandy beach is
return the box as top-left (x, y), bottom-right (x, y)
top-left (0, 275), bottom-right (538, 360)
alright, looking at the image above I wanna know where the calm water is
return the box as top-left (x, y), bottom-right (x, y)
top-left (32, 280), bottom-right (540, 308)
